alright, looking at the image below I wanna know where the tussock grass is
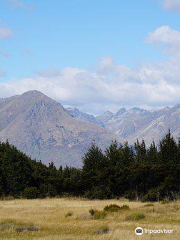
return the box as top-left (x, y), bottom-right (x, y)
top-left (0, 198), bottom-right (179, 239)
top-left (125, 212), bottom-right (146, 221)
top-left (0, 219), bottom-right (40, 233)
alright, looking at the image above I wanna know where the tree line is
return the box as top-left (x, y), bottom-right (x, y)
top-left (0, 131), bottom-right (180, 201)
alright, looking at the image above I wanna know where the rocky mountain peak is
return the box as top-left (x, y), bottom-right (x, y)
top-left (115, 108), bottom-right (126, 117)
top-left (0, 91), bottom-right (119, 167)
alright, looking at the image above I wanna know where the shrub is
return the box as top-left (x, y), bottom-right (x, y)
top-left (143, 203), bottom-right (155, 207)
top-left (89, 208), bottom-right (97, 216)
top-left (120, 205), bottom-right (130, 210)
top-left (65, 211), bottom-right (73, 217)
top-left (104, 204), bottom-right (121, 212)
top-left (104, 204), bottom-right (130, 212)
top-left (23, 187), bottom-right (40, 199)
top-left (125, 212), bottom-right (145, 221)
top-left (94, 211), bottom-right (107, 220)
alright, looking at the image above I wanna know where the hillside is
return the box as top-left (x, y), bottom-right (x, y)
top-left (66, 107), bottom-right (104, 128)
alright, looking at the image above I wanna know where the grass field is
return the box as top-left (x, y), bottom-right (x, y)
top-left (0, 198), bottom-right (179, 240)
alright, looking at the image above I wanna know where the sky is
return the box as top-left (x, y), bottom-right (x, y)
top-left (1, 0), bottom-right (180, 115)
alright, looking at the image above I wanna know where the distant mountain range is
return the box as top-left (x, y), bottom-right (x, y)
top-left (0, 91), bottom-right (120, 167)
top-left (68, 106), bottom-right (180, 146)
top-left (0, 90), bottom-right (179, 167)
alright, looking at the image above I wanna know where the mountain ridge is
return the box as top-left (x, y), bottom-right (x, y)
top-left (68, 104), bottom-right (180, 145)
top-left (1, 90), bottom-right (180, 167)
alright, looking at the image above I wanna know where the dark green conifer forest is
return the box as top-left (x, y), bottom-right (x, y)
top-left (0, 132), bottom-right (180, 201)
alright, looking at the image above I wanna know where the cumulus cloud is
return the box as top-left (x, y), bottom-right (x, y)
top-left (1, 26), bottom-right (180, 114)
top-left (163, 0), bottom-right (180, 12)
top-left (148, 26), bottom-right (180, 44)
top-left (0, 28), bottom-right (12, 39)
top-left (147, 25), bottom-right (180, 58)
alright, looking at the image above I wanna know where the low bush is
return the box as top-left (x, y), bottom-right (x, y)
top-left (143, 203), bottom-right (155, 207)
top-left (125, 212), bottom-right (145, 221)
top-left (120, 205), bottom-right (130, 210)
top-left (94, 211), bottom-right (107, 220)
top-left (104, 204), bottom-right (130, 212)
top-left (89, 208), bottom-right (96, 216)
top-left (104, 204), bottom-right (121, 212)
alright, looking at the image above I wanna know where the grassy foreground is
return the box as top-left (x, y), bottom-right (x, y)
top-left (0, 198), bottom-right (179, 240)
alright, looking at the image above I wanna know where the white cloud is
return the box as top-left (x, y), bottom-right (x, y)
top-left (147, 26), bottom-right (180, 57)
top-left (9, 0), bottom-right (34, 11)
top-left (0, 28), bottom-right (12, 39)
top-left (148, 26), bottom-right (180, 44)
top-left (1, 26), bottom-right (180, 114)
top-left (163, 0), bottom-right (180, 12)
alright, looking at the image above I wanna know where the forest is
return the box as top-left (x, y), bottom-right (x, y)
top-left (0, 131), bottom-right (180, 202)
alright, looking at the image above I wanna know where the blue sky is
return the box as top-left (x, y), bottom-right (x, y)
top-left (1, 0), bottom-right (180, 114)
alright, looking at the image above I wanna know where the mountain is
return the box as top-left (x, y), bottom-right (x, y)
top-left (97, 107), bottom-right (150, 139)
top-left (0, 91), bottom-right (121, 167)
top-left (69, 105), bottom-right (180, 145)
top-left (66, 107), bottom-right (104, 128)
top-left (96, 106), bottom-right (180, 145)
top-left (1, 91), bottom-right (179, 168)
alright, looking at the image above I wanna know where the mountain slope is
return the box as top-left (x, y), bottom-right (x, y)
top-left (0, 91), bottom-right (121, 167)
top-left (96, 106), bottom-right (180, 145)
top-left (66, 107), bottom-right (104, 127)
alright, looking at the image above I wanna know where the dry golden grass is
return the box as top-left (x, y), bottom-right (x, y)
top-left (0, 198), bottom-right (179, 240)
